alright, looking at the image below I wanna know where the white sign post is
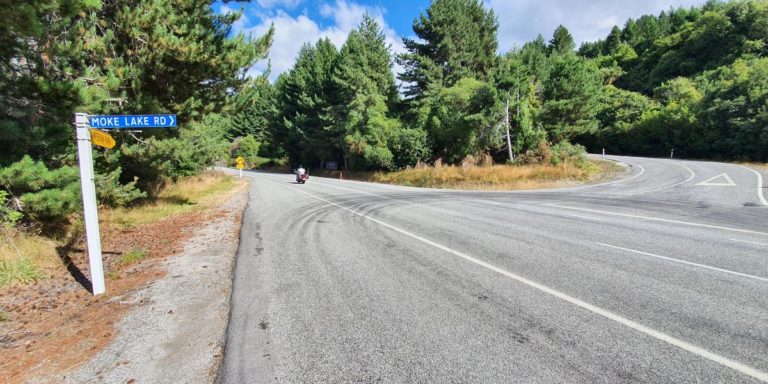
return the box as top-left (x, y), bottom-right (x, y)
top-left (75, 113), bottom-right (106, 295)
top-left (73, 112), bottom-right (176, 295)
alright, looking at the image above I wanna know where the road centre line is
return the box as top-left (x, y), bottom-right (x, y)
top-left (740, 165), bottom-right (768, 206)
top-left (542, 204), bottom-right (768, 237)
top-left (597, 243), bottom-right (768, 282)
top-left (730, 239), bottom-right (768, 247)
top-left (267, 177), bottom-right (768, 382)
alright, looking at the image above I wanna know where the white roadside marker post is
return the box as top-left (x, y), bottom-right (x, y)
top-left (602, 148), bottom-right (605, 160)
top-left (75, 113), bottom-right (106, 295)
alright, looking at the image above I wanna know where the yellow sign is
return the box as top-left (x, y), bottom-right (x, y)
top-left (89, 129), bottom-right (116, 149)
top-left (235, 156), bottom-right (245, 170)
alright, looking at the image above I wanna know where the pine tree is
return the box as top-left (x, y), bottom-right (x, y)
top-left (333, 14), bottom-right (400, 170)
top-left (397, 0), bottom-right (498, 99)
top-left (273, 39), bottom-right (340, 167)
top-left (82, 0), bottom-right (274, 121)
top-left (605, 26), bottom-right (623, 54)
top-left (0, 1), bottom-right (100, 166)
top-left (549, 25), bottom-right (575, 55)
top-left (542, 54), bottom-right (603, 141)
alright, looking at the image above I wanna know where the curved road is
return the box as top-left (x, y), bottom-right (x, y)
top-left (219, 156), bottom-right (768, 383)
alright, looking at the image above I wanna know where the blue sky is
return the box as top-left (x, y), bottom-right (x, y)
top-left (214, 0), bottom-right (706, 81)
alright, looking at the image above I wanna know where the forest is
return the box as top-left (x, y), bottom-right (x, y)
top-left (2, 0), bottom-right (768, 228)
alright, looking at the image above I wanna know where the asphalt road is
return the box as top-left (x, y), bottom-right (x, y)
top-left (218, 156), bottom-right (768, 383)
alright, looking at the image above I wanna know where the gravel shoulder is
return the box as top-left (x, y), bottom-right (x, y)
top-left (55, 183), bottom-right (248, 383)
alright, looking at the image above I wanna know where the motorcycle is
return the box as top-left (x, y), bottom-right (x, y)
top-left (296, 173), bottom-right (309, 184)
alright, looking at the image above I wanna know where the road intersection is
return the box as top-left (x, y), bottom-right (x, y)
top-left (219, 156), bottom-right (768, 383)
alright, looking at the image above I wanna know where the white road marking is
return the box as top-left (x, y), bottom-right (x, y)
top-left (310, 180), bottom-right (386, 198)
top-left (740, 165), bottom-right (768, 206)
top-left (542, 204), bottom-right (768, 237)
top-left (597, 243), bottom-right (768, 282)
top-left (272, 179), bottom-right (768, 382)
top-left (594, 159), bottom-right (646, 186)
top-left (476, 199), bottom-right (608, 223)
top-left (696, 173), bottom-right (736, 187)
top-left (729, 239), bottom-right (768, 247)
top-left (627, 162), bottom-right (697, 195)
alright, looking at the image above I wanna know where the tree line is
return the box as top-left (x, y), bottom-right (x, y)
top-left (577, 0), bottom-right (768, 160)
top-left (246, 0), bottom-right (768, 171)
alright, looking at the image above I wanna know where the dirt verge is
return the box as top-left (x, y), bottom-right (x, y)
top-left (0, 181), bottom-right (248, 383)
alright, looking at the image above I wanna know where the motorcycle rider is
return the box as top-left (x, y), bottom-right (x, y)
top-left (295, 165), bottom-right (307, 182)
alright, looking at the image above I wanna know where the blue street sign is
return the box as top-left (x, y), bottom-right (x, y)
top-left (89, 114), bottom-right (177, 129)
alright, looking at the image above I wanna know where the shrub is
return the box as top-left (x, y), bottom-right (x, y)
top-left (95, 167), bottom-right (146, 208)
top-left (231, 135), bottom-right (261, 165)
top-left (0, 156), bottom-right (81, 223)
top-left (550, 141), bottom-right (591, 169)
top-left (120, 120), bottom-right (229, 195)
top-left (389, 127), bottom-right (431, 169)
top-left (0, 191), bottom-right (22, 229)
top-left (515, 140), bottom-right (553, 165)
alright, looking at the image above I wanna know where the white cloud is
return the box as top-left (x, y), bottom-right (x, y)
top-left (486, 0), bottom-right (707, 52)
top-left (256, 0), bottom-right (302, 9)
top-left (318, 0), bottom-right (405, 79)
top-left (241, 0), bottom-right (405, 82)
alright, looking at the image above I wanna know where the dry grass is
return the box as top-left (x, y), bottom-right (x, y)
top-left (1, 171), bottom-right (243, 289)
top-left (102, 171), bottom-right (241, 229)
top-left (0, 231), bottom-right (59, 287)
top-left (741, 162), bottom-right (768, 171)
top-left (367, 161), bottom-right (604, 190)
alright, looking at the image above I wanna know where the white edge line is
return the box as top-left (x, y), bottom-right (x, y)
top-left (597, 159), bottom-right (646, 186)
top-left (739, 165), bottom-right (768, 206)
top-left (729, 239), bottom-right (768, 247)
top-left (268, 178), bottom-right (768, 382)
top-left (597, 242), bottom-right (768, 282)
top-left (628, 162), bottom-right (696, 195)
top-left (542, 204), bottom-right (768, 237)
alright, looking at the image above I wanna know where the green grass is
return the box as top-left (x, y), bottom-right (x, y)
top-left (106, 271), bottom-right (121, 280)
top-left (0, 311), bottom-right (9, 322)
top-left (0, 257), bottom-right (45, 288)
top-left (118, 249), bottom-right (147, 266)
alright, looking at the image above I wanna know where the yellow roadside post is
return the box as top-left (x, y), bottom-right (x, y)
top-left (236, 156), bottom-right (245, 179)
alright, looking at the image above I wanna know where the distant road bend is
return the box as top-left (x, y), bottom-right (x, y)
top-left (219, 155), bottom-right (768, 383)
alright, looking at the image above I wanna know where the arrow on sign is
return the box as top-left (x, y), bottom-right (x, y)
top-left (89, 114), bottom-right (177, 129)
top-left (696, 173), bottom-right (736, 187)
